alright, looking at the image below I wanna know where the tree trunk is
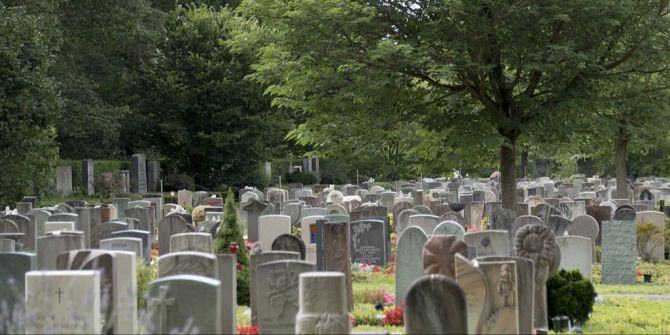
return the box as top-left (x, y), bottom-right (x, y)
top-left (615, 131), bottom-right (629, 199)
top-left (500, 141), bottom-right (517, 210)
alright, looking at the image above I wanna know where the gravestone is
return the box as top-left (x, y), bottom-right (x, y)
top-left (408, 214), bottom-right (441, 236)
top-left (586, 205), bottom-right (612, 245)
top-left (440, 211), bottom-right (465, 229)
top-left (44, 221), bottom-right (74, 234)
top-left (601, 220), bottom-right (636, 284)
top-left (0, 252), bottom-right (36, 334)
top-left (250, 251), bottom-right (301, 326)
top-left (82, 159), bottom-right (95, 196)
top-left (16, 202), bottom-right (32, 215)
top-left (192, 191), bottom-right (208, 208)
top-left (432, 221), bottom-right (465, 240)
top-left (170, 232), bottom-right (213, 253)
top-left (613, 207), bottom-right (636, 221)
top-left (0, 239), bottom-right (14, 252)
top-left (395, 226), bottom-right (428, 306)
top-left (454, 254), bottom-right (488, 334)
top-left (145, 275), bottom-right (221, 334)
top-left (259, 215), bottom-right (291, 252)
top-left (477, 260), bottom-right (520, 334)
top-left (635, 211), bottom-right (665, 261)
top-left (475, 256), bottom-right (535, 335)
top-left (283, 202), bottom-right (303, 226)
top-left (256, 260), bottom-right (315, 334)
top-left (147, 161), bottom-right (161, 193)
top-left (25, 270), bottom-right (100, 334)
top-left (158, 215), bottom-right (193, 256)
top-left (349, 219), bottom-right (387, 265)
top-left (514, 224), bottom-right (557, 330)
top-left (158, 251), bottom-right (218, 278)
top-left (111, 230), bottom-right (151, 261)
top-left (413, 205), bottom-right (432, 214)
top-left (3, 214), bottom-right (34, 250)
top-left (299, 215), bottom-right (324, 264)
top-left (75, 207), bottom-right (101, 248)
top-left (568, 215), bottom-right (599, 263)
top-left (547, 215), bottom-right (572, 237)
top-left (48, 213), bottom-right (79, 229)
top-left (144, 195), bottom-right (164, 222)
top-left (325, 204), bottom-right (347, 215)
top-left (556, 236), bottom-right (593, 280)
top-left (100, 237), bottom-right (143, 256)
top-left (56, 250), bottom-right (137, 334)
top-left (56, 166), bottom-right (73, 195)
top-left (295, 272), bottom-right (350, 334)
top-left (177, 190), bottom-right (193, 208)
top-left (393, 202), bottom-right (414, 224)
top-left (92, 221), bottom-right (128, 248)
top-left (216, 254), bottom-right (237, 334)
top-left (243, 199), bottom-right (269, 242)
top-left (272, 234), bottom-right (306, 260)
top-left (112, 198), bottom-right (130, 219)
top-left (464, 230), bottom-right (510, 257)
top-left (26, 209), bottom-right (51, 239)
top-left (349, 205), bottom-right (388, 222)
top-left (324, 221), bottom-right (353, 310)
top-left (130, 154), bottom-right (147, 193)
top-left (423, 235), bottom-right (468, 278)
top-left (36, 232), bottom-right (84, 270)
top-left (395, 209), bottom-right (419, 234)
top-left (404, 274), bottom-right (467, 335)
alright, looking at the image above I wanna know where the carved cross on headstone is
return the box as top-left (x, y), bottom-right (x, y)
top-left (149, 285), bottom-right (175, 334)
top-left (56, 288), bottom-right (64, 304)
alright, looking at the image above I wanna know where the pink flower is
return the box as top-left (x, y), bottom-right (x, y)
top-left (383, 291), bottom-right (395, 306)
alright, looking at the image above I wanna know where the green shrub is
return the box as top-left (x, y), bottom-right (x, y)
top-left (164, 173), bottom-right (195, 191)
top-left (547, 269), bottom-right (597, 327)
top-left (214, 188), bottom-right (250, 305)
top-left (637, 223), bottom-right (664, 262)
top-left (285, 171), bottom-right (318, 185)
top-left (136, 258), bottom-right (157, 308)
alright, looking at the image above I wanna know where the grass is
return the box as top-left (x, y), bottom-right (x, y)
top-left (582, 297), bottom-right (670, 334)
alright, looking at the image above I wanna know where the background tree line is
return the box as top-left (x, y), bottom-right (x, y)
top-left (1, 0), bottom-right (670, 207)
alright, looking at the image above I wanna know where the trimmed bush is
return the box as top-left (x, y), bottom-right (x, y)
top-left (164, 173), bottom-right (195, 191)
top-left (547, 269), bottom-right (596, 327)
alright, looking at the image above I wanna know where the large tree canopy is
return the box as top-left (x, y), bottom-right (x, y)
top-left (0, 5), bottom-right (60, 204)
top-left (234, 0), bottom-right (670, 208)
top-left (139, 5), bottom-right (289, 188)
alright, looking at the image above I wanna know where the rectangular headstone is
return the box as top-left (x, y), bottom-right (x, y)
top-left (258, 215), bottom-right (291, 252)
top-left (602, 220), bottom-right (637, 284)
top-left (250, 251), bottom-right (300, 326)
top-left (147, 161), bottom-right (161, 193)
top-left (25, 270), bottom-right (100, 334)
top-left (557, 236), bottom-right (593, 281)
top-left (37, 232), bottom-right (85, 270)
top-left (216, 254), bottom-right (237, 334)
top-left (82, 160), bottom-right (94, 196)
top-left (100, 237), bottom-right (143, 256)
top-left (130, 154), bottom-right (147, 193)
top-left (0, 252), bottom-right (36, 334)
top-left (56, 166), bottom-right (73, 195)
top-left (349, 220), bottom-right (387, 265)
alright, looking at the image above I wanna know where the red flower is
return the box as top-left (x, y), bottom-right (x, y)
top-left (383, 305), bottom-right (404, 326)
top-left (237, 263), bottom-right (245, 271)
top-left (636, 271), bottom-right (643, 277)
top-left (237, 325), bottom-right (260, 335)
top-left (373, 265), bottom-right (380, 273)
top-left (390, 255), bottom-right (396, 263)
top-left (384, 266), bottom-right (395, 275)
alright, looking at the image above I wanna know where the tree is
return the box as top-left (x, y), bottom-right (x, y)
top-left (234, 0), bottom-right (670, 209)
top-left (139, 5), bottom-right (290, 188)
top-left (51, 0), bottom-right (163, 158)
top-left (214, 188), bottom-right (250, 305)
top-left (0, 5), bottom-right (60, 204)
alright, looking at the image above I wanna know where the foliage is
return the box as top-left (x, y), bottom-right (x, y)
top-left (138, 5), bottom-right (290, 189)
top-left (352, 304), bottom-right (382, 327)
top-left (0, 4), bottom-right (60, 205)
top-left (163, 173), bottom-right (195, 191)
top-left (191, 206), bottom-right (208, 224)
top-left (236, 325), bottom-right (260, 335)
top-left (234, 0), bottom-right (670, 209)
top-left (665, 219), bottom-right (670, 252)
top-left (637, 223), bottom-right (664, 262)
top-left (285, 171), bottom-right (318, 185)
top-left (57, 159), bottom-right (129, 191)
top-left (93, 173), bottom-right (124, 199)
top-left (136, 258), bottom-right (157, 308)
top-left (546, 269), bottom-right (597, 326)
top-left (214, 188), bottom-right (250, 305)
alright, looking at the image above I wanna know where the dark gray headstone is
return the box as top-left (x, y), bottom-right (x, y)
top-left (158, 215), bottom-right (193, 256)
top-left (0, 252), bottom-right (36, 334)
top-left (147, 161), bottom-right (161, 193)
top-left (82, 159), bottom-right (94, 196)
top-left (111, 230), bottom-right (151, 260)
top-left (349, 220), bottom-right (387, 265)
top-left (271, 234), bottom-right (306, 260)
top-left (613, 208), bottom-right (636, 221)
top-left (130, 154), bottom-right (147, 193)
top-left (405, 274), bottom-right (467, 334)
